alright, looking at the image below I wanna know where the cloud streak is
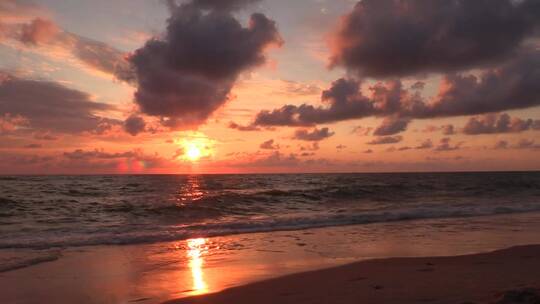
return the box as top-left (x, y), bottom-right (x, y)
top-left (0, 73), bottom-right (120, 134)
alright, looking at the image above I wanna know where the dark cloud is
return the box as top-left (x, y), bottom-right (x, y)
top-left (185, 0), bottom-right (261, 11)
top-left (515, 139), bottom-right (540, 150)
top-left (363, 149), bottom-right (373, 154)
top-left (330, 0), bottom-right (540, 77)
top-left (228, 121), bottom-right (261, 131)
top-left (122, 0), bottom-right (282, 128)
top-left (33, 132), bottom-right (58, 141)
top-left (0, 73), bottom-right (120, 134)
top-left (493, 140), bottom-right (509, 150)
top-left (415, 139), bottom-right (433, 150)
top-left (260, 139), bottom-right (279, 150)
top-left (244, 151), bottom-right (301, 168)
top-left (386, 146), bottom-right (412, 152)
top-left (441, 124), bottom-right (455, 135)
top-left (299, 142), bottom-right (319, 151)
top-left (367, 135), bottom-right (402, 145)
top-left (254, 50), bottom-right (540, 127)
top-left (24, 143), bottom-right (41, 149)
top-left (300, 152), bottom-right (316, 157)
top-left (351, 126), bottom-right (372, 136)
top-left (124, 115), bottom-right (146, 136)
top-left (254, 78), bottom-right (415, 126)
top-left (63, 149), bottom-right (136, 160)
top-left (336, 144), bottom-right (346, 150)
top-left (293, 127), bottom-right (334, 141)
top-left (434, 137), bottom-right (462, 152)
top-left (373, 116), bottom-right (411, 136)
top-left (463, 113), bottom-right (540, 135)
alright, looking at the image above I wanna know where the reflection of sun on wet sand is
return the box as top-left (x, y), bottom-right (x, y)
top-left (186, 238), bottom-right (208, 295)
top-left (165, 245), bottom-right (540, 304)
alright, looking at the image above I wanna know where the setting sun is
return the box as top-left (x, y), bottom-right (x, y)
top-left (186, 145), bottom-right (202, 161)
top-left (174, 132), bottom-right (215, 163)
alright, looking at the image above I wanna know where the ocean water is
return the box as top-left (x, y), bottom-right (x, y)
top-left (1, 172), bottom-right (540, 251)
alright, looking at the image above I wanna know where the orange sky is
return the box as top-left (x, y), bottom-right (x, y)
top-left (0, 0), bottom-right (539, 174)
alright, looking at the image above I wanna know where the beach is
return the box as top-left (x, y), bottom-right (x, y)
top-left (166, 245), bottom-right (540, 304)
top-left (2, 211), bottom-right (540, 304)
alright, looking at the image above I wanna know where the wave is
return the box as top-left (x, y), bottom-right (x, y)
top-left (0, 251), bottom-right (61, 273)
top-left (2, 201), bottom-right (540, 250)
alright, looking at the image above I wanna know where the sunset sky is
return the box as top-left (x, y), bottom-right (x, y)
top-left (1, 0), bottom-right (539, 174)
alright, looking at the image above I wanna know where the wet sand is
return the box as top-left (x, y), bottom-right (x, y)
top-left (165, 245), bottom-right (540, 304)
top-left (2, 212), bottom-right (540, 304)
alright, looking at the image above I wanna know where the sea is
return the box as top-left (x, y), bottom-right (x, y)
top-left (1, 172), bottom-right (540, 272)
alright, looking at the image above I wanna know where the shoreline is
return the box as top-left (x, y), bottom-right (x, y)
top-left (2, 212), bottom-right (540, 304)
top-left (165, 245), bottom-right (540, 304)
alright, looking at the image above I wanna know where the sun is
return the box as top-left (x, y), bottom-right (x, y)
top-left (174, 132), bottom-right (215, 163)
top-left (186, 145), bottom-right (202, 161)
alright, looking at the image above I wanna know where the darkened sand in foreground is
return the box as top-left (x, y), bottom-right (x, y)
top-left (166, 245), bottom-right (540, 304)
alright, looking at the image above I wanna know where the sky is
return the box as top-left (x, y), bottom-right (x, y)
top-left (0, 0), bottom-right (539, 174)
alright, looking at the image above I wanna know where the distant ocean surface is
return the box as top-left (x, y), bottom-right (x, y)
top-left (1, 172), bottom-right (540, 249)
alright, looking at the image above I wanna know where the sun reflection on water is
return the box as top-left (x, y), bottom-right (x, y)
top-left (187, 238), bottom-right (208, 294)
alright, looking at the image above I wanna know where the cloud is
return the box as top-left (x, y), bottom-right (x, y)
top-left (254, 50), bottom-right (540, 127)
top-left (253, 78), bottom-right (401, 126)
top-left (515, 139), bottom-right (540, 150)
top-left (124, 115), bottom-right (146, 136)
top-left (23, 143), bottom-right (41, 149)
top-left (243, 151), bottom-right (301, 168)
top-left (260, 139), bottom-right (279, 150)
top-left (33, 132), bottom-right (58, 141)
top-left (279, 80), bottom-right (321, 96)
top-left (493, 140), bottom-right (509, 150)
top-left (0, 73), bottom-right (120, 134)
top-left (434, 137), bottom-right (462, 152)
top-left (122, 0), bottom-right (282, 129)
top-left (293, 127), bottom-right (334, 141)
top-left (351, 125), bottom-right (372, 136)
top-left (299, 142), bottom-right (319, 151)
top-left (329, 0), bottom-right (540, 77)
top-left (63, 149), bottom-right (136, 160)
top-left (228, 121), bottom-right (261, 131)
top-left (0, 0), bottom-right (45, 24)
top-left (367, 135), bottom-right (402, 145)
top-left (20, 18), bottom-right (58, 45)
top-left (0, 113), bottom-right (28, 134)
top-left (441, 124), bottom-right (455, 135)
top-left (492, 139), bottom-right (540, 150)
top-left (186, 0), bottom-right (261, 11)
top-left (2, 14), bottom-right (131, 78)
top-left (415, 139), bottom-right (433, 150)
top-left (463, 113), bottom-right (540, 135)
top-left (373, 116), bottom-right (411, 136)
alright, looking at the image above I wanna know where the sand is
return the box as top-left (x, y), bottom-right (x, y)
top-left (3, 212), bottom-right (540, 304)
top-left (165, 245), bottom-right (540, 304)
